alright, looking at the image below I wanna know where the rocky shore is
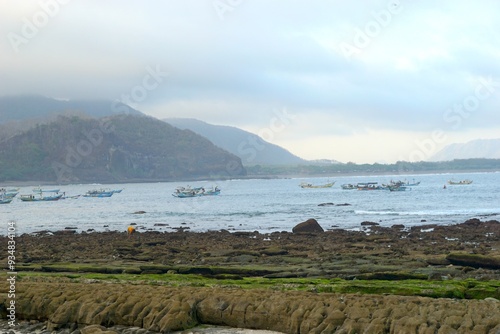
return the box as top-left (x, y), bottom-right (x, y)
top-left (1, 218), bottom-right (499, 333)
top-left (1, 282), bottom-right (500, 333)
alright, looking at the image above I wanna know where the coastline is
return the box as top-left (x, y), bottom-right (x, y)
top-left (1, 167), bottom-right (499, 187)
top-left (1, 218), bottom-right (499, 333)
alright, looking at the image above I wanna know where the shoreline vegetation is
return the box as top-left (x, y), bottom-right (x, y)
top-left (1, 162), bottom-right (500, 187)
top-left (1, 157), bottom-right (500, 185)
top-left (1, 218), bottom-right (499, 333)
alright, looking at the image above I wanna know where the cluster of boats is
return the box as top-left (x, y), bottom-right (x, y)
top-left (299, 179), bottom-right (421, 192)
top-left (0, 187), bottom-right (123, 203)
top-left (340, 180), bottom-right (420, 191)
top-left (172, 185), bottom-right (221, 198)
top-left (304, 178), bottom-right (474, 191)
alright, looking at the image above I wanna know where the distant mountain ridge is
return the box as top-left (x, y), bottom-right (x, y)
top-left (0, 95), bottom-right (142, 123)
top-left (0, 95), bottom-right (144, 144)
top-left (0, 114), bottom-right (245, 182)
top-left (429, 138), bottom-right (500, 161)
top-left (164, 118), bottom-right (308, 166)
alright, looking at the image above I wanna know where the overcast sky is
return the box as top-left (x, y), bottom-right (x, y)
top-left (1, 0), bottom-right (499, 163)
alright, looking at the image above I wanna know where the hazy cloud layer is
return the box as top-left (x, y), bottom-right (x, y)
top-left (1, 0), bottom-right (499, 162)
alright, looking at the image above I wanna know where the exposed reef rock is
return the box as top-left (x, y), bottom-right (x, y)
top-left (1, 219), bottom-right (499, 333)
top-left (1, 282), bottom-right (500, 333)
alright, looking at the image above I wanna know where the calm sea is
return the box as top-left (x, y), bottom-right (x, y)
top-left (1, 172), bottom-right (499, 236)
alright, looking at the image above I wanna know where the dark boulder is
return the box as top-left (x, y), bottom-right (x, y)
top-left (292, 218), bottom-right (324, 233)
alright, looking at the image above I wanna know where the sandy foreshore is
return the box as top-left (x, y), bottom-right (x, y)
top-left (1, 218), bottom-right (499, 333)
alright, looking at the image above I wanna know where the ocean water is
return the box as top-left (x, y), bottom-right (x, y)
top-left (1, 171), bottom-right (499, 236)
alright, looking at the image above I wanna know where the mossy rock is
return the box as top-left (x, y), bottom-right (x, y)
top-left (222, 250), bottom-right (260, 257)
top-left (465, 287), bottom-right (500, 300)
top-left (210, 267), bottom-right (277, 277)
top-left (41, 266), bottom-right (78, 273)
top-left (123, 255), bottom-right (155, 261)
top-left (349, 272), bottom-right (428, 281)
top-left (446, 253), bottom-right (500, 269)
top-left (426, 257), bottom-right (451, 266)
top-left (211, 274), bottom-right (244, 280)
top-left (139, 265), bottom-right (171, 273)
top-left (260, 247), bottom-right (288, 256)
top-left (178, 267), bottom-right (214, 276)
top-left (123, 268), bottom-right (142, 274)
top-left (264, 271), bottom-right (309, 278)
top-left (114, 246), bottom-right (143, 255)
top-left (143, 240), bottom-right (167, 246)
top-left (141, 269), bottom-right (164, 275)
top-left (78, 266), bottom-right (124, 274)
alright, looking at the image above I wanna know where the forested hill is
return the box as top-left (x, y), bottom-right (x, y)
top-left (0, 115), bottom-right (246, 183)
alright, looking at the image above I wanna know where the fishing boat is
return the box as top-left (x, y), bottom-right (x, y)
top-left (172, 186), bottom-right (220, 198)
top-left (0, 197), bottom-right (13, 204)
top-left (172, 191), bottom-right (200, 198)
top-left (388, 185), bottom-right (408, 191)
top-left (341, 184), bottom-right (356, 190)
top-left (0, 189), bottom-right (18, 198)
top-left (448, 179), bottom-right (473, 185)
top-left (392, 179), bottom-right (420, 186)
top-left (20, 193), bottom-right (63, 202)
top-left (357, 182), bottom-right (382, 190)
top-left (83, 189), bottom-right (114, 197)
top-left (382, 180), bottom-right (416, 190)
top-left (62, 194), bottom-right (81, 200)
top-left (299, 181), bottom-right (335, 189)
top-left (202, 186), bottom-right (221, 196)
top-left (173, 186), bottom-right (204, 198)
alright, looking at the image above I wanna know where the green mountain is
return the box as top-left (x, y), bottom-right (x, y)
top-left (0, 114), bottom-right (246, 183)
top-left (164, 118), bottom-right (308, 166)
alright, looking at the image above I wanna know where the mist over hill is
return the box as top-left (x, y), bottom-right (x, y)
top-left (0, 95), bottom-right (142, 123)
top-left (430, 138), bottom-right (500, 161)
top-left (0, 95), bottom-right (143, 143)
top-left (164, 118), bottom-right (308, 166)
top-left (0, 114), bottom-right (245, 183)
